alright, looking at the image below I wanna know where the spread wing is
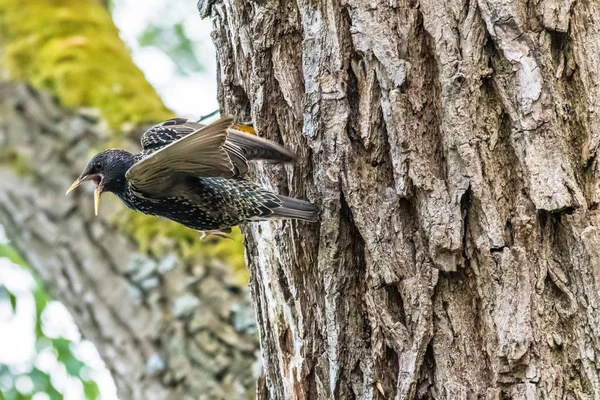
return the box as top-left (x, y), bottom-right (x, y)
top-left (126, 116), bottom-right (237, 196)
top-left (140, 118), bottom-right (199, 152)
top-left (140, 117), bottom-right (297, 169)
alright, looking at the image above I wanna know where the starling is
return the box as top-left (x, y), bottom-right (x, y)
top-left (66, 116), bottom-right (317, 236)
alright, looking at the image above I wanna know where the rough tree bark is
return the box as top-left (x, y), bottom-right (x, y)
top-left (201, 0), bottom-right (600, 398)
top-left (0, 1), bottom-right (259, 398)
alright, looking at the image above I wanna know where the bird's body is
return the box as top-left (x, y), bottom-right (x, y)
top-left (116, 176), bottom-right (296, 232)
top-left (67, 116), bottom-right (317, 234)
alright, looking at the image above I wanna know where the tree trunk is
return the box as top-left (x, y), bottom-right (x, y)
top-left (202, 0), bottom-right (600, 398)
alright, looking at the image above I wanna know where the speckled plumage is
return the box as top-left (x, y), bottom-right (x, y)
top-left (117, 177), bottom-right (283, 231)
top-left (68, 116), bottom-right (317, 233)
top-left (141, 118), bottom-right (193, 152)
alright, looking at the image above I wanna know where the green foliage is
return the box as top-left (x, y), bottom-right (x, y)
top-left (0, 367), bottom-right (64, 400)
top-left (0, 245), bottom-right (100, 400)
top-left (0, 0), bottom-right (173, 129)
top-left (7, 291), bottom-right (16, 313)
top-left (0, 286), bottom-right (16, 314)
top-left (0, 244), bottom-right (48, 336)
top-left (53, 338), bottom-right (85, 376)
top-left (82, 380), bottom-right (100, 400)
top-left (0, 243), bottom-right (25, 266)
top-left (139, 23), bottom-right (204, 76)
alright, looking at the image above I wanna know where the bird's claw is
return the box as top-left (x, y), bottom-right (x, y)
top-left (199, 230), bottom-right (233, 240)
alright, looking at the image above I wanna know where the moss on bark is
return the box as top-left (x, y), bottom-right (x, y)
top-left (0, 0), bottom-right (172, 128)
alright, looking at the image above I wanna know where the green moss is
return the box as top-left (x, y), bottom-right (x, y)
top-left (0, 149), bottom-right (35, 177)
top-left (115, 211), bottom-right (249, 284)
top-left (0, 0), bottom-right (173, 129)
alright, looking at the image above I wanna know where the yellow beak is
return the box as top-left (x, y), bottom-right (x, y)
top-left (65, 179), bottom-right (83, 195)
top-left (66, 175), bottom-right (103, 216)
top-left (93, 186), bottom-right (103, 216)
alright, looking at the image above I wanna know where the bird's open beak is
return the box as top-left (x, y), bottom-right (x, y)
top-left (66, 174), bottom-right (104, 216)
top-left (65, 179), bottom-right (84, 195)
top-left (93, 185), bottom-right (103, 216)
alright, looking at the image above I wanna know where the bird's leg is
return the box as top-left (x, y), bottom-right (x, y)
top-left (199, 230), bottom-right (233, 240)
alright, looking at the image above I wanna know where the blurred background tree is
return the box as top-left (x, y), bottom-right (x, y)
top-left (0, 0), bottom-right (258, 399)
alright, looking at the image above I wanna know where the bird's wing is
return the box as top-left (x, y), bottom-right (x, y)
top-left (225, 127), bottom-right (297, 164)
top-left (126, 116), bottom-right (237, 195)
top-left (140, 118), bottom-right (199, 151)
top-left (142, 117), bottom-right (297, 165)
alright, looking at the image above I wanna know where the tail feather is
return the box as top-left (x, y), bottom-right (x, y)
top-left (271, 195), bottom-right (318, 222)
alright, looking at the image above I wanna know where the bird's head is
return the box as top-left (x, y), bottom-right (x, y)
top-left (66, 149), bottom-right (135, 215)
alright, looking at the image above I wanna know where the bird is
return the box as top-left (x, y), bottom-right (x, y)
top-left (66, 116), bottom-right (317, 237)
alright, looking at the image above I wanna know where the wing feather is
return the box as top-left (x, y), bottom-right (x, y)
top-left (137, 117), bottom-right (297, 184)
top-left (126, 116), bottom-right (236, 195)
top-left (140, 118), bottom-right (195, 151)
top-left (226, 127), bottom-right (297, 163)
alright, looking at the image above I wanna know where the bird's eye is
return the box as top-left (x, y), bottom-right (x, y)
top-left (94, 162), bottom-right (103, 171)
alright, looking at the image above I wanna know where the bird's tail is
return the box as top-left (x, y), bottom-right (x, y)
top-left (271, 195), bottom-right (318, 222)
